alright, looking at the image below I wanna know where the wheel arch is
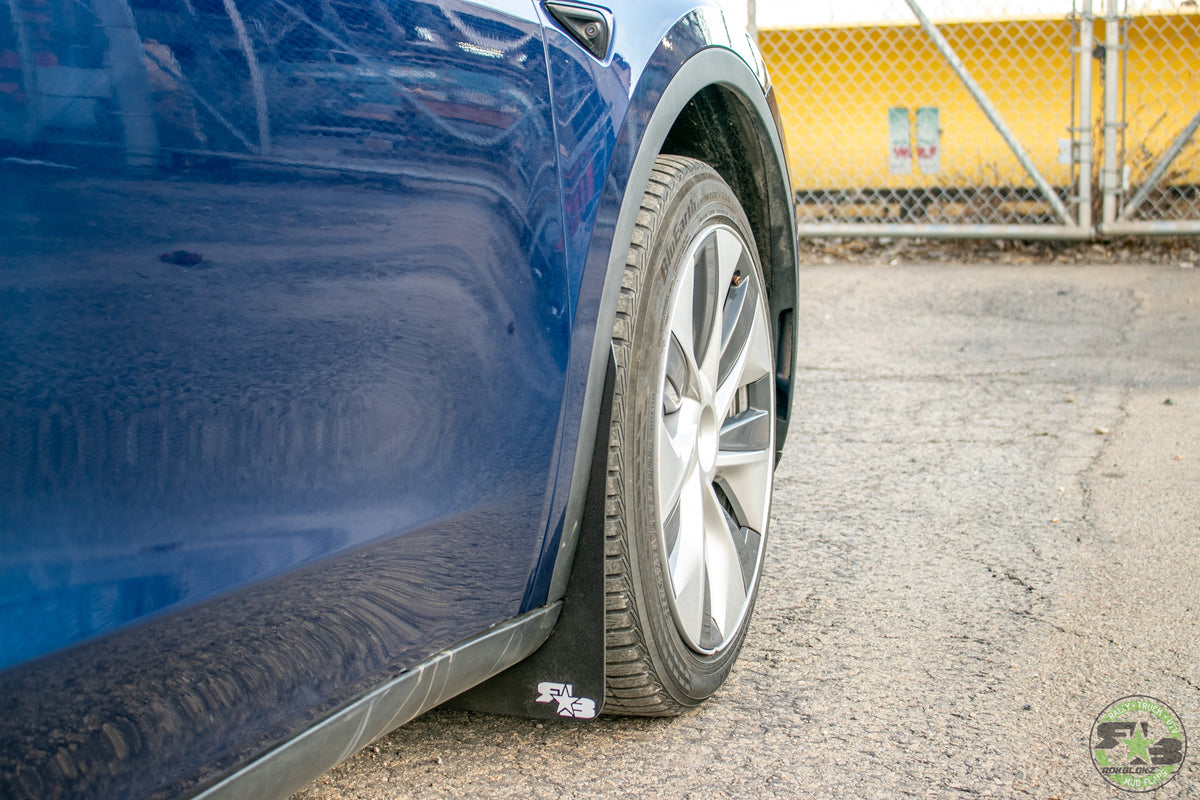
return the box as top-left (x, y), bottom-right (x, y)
top-left (659, 80), bottom-right (798, 463)
top-left (541, 41), bottom-right (798, 609)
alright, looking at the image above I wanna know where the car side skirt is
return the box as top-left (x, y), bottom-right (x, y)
top-left (191, 604), bottom-right (561, 800)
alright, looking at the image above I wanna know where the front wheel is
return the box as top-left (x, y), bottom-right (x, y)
top-left (604, 155), bottom-right (776, 716)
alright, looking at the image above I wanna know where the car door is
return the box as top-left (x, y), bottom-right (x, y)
top-left (0, 0), bottom-right (568, 795)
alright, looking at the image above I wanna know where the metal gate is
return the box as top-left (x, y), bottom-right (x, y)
top-left (755, 0), bottom-right (1200, 238)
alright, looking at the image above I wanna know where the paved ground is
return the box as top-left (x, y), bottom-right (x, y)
top-left (294, 261), bottom-right (1200, 799)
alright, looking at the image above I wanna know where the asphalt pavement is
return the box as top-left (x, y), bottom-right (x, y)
top-left (293, 261), bottom-right (1200, 800)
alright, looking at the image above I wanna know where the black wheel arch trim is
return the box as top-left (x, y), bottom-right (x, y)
top-left (545, 42), bottom-right (798, 607)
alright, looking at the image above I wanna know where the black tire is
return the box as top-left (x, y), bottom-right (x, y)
top-left (604, 155), bottom-right (776, 716)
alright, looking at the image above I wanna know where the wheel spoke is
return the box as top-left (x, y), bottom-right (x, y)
top-left (668, 253), bottom-right (699, 371)
top-left (714, 228), bottom-right (744, 297)
top-left (702, 483), bottom-right (747, 641)
top-left (713, 307), bottom-right (772, 423)
top-left (742, 309), bottom-right (775, 386)
top-left (714, 457), bottom-right (772, 534)
top-left (719, 407), bottom-right (772, 454)
top-left (663, 334), bottom-right (689, 414)
top-left (718, 273), bottom-right (754, 387)
top-left (668, 467), bottom-right (708, 645)
top-left (696, 230), bottom-right (739, 391)
top-left (715, 396), bottom-right (774, 532)
top-left (657, 399), bottom-right (697, 515)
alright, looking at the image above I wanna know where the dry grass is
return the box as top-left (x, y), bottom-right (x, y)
top-left (798, 236), bottom-right (1200, 266)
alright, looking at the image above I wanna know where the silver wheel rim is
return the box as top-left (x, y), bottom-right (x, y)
top-left (655, 223), bottom-right (775, 655)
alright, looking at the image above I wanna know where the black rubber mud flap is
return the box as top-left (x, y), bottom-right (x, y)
top-left (448, 360), bottom-right (612, 720)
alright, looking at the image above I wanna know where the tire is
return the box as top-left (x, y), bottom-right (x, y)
top-left (604, 155), bottom-right (776, 716)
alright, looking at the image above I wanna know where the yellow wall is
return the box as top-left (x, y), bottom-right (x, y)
top-left (760, 14), bottom-right (1200, 192)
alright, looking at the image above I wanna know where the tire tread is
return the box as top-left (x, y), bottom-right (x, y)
top-left (602, 156), bottom-right (704, 717)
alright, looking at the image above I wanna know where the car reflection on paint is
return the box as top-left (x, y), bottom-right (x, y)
top-left (0, 0), bottom-right (798, 798)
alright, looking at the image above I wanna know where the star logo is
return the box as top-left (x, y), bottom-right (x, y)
top-left (534, 681), bottom-right (598, 719)
top-left (1122, 728), bottom-right (1154, 764)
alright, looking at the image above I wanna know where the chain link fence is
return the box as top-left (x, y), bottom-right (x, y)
top-left (758, 1), bottom-right (1200, 237)
top-left (1112, 2), bottom-right (1200, 229)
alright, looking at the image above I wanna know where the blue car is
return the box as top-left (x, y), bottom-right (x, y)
top-left (0, 0), bottom-right (797, 796)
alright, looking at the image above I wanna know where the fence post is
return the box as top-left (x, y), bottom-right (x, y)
top-left (1101, 0), bottom-right (1122, 226)
top-left (1076, 0), bottom-right (1093, 231)
top-left (93, 0), bottom-right (159, 170)
top-left (5, 0), bottom-right (40, 144)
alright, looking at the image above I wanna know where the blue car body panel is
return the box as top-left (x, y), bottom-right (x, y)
top-left (1, 0), bottom-right (567, 668)
top-left (0, 0), bottom-right (795, 796)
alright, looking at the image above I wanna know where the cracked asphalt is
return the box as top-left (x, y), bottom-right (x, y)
top-left (293, 262), bottom-right (1200, 799)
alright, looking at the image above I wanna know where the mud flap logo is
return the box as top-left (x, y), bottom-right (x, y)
top-left (535, 682), bottom-right (597, 719)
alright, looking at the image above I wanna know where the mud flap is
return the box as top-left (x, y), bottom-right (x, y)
top-left (448, 361), bottom-right (611, 720)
